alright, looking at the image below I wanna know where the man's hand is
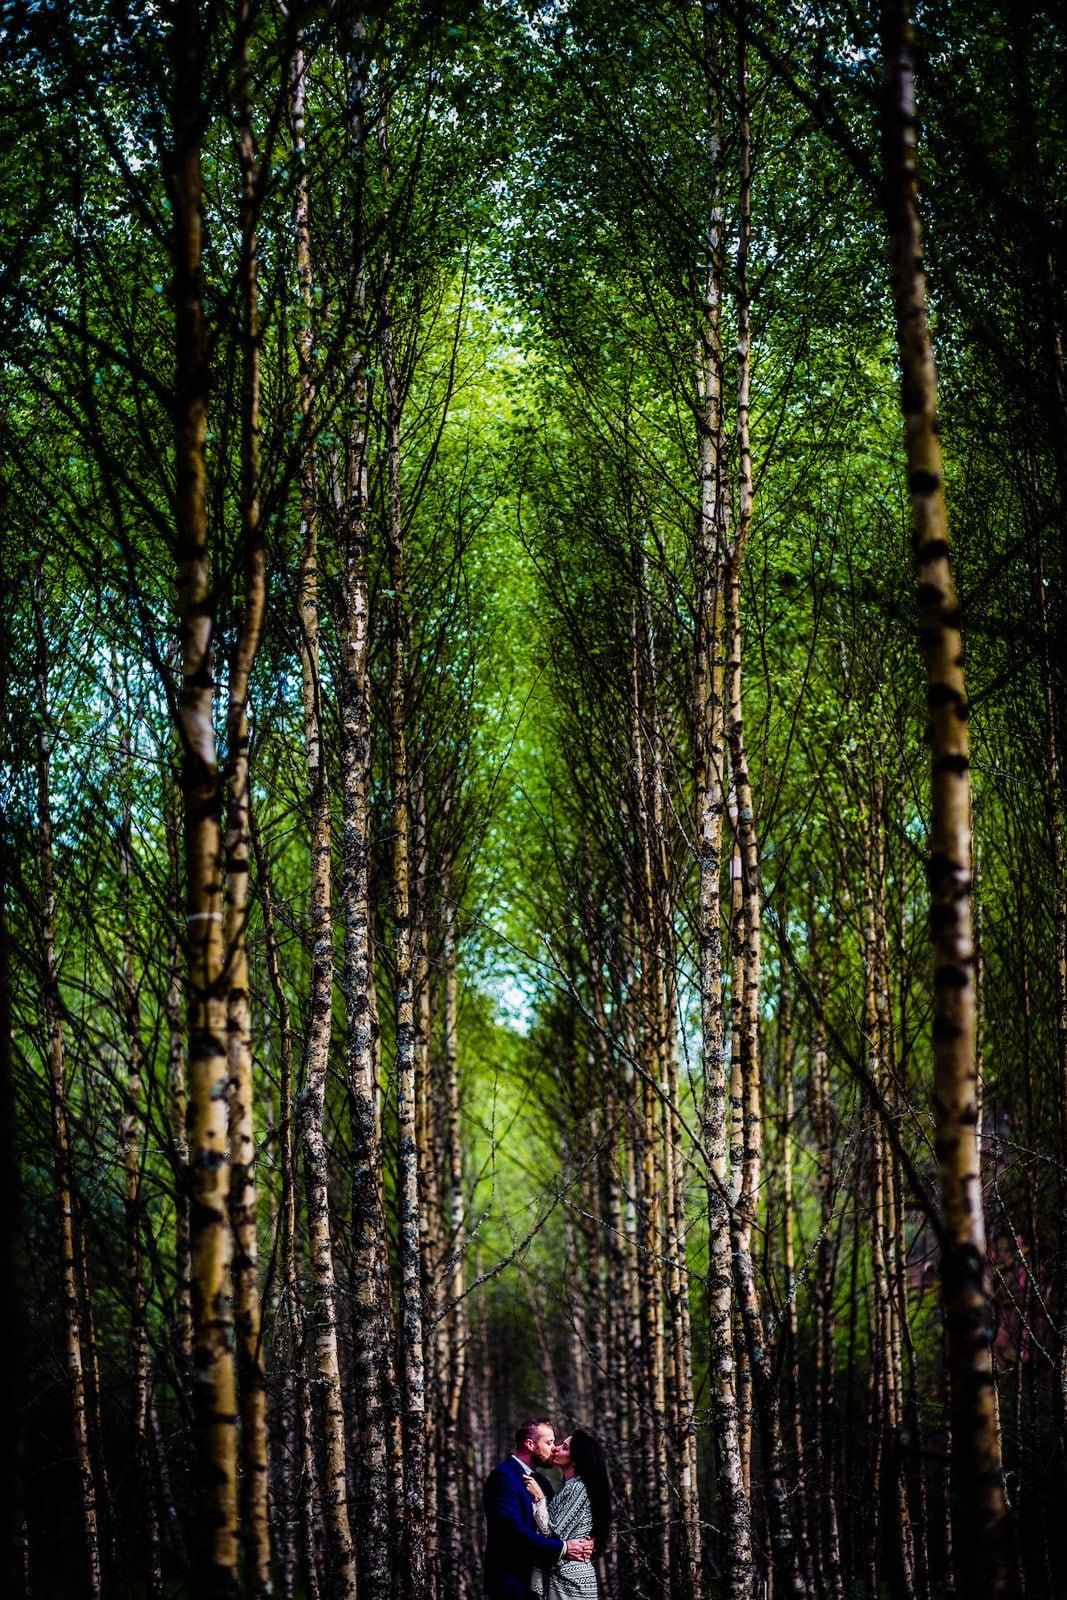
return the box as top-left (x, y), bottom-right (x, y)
top-left (565, 1539), bottom-right (594, 1562)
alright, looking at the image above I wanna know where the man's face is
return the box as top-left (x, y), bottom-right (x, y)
top-left (526, 1424), bottom-right (556, 1466)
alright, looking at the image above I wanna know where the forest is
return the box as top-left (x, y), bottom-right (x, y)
top-left (0, 1), bottom-right (1064, 1597)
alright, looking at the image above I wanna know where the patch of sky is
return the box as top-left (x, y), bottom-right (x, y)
top-left (486, 970), bottom-right (534, 1036)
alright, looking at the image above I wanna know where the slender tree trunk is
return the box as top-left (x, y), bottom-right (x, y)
top-left (227, 11), bottom-right (271, 1589)
top-left (381, 276), bottom-right (428, 1600)
top-left (725, 581), bottom-right (803, 1600)
top-left (33, 604), bottom-right (101, 1593)
top-left (335, 37), bottom-right (394, 1599)
top-left (438, 862), bottom-right (469, 1600)
top-left (696, 12), bottom-right (751, 1595)
top-left (810, 983), bottom-right (846, 1600)
top-left (865, 919), bottom-right (889, 1591)
top-left (338, 537), bottom-right (394, 1600)
top-left (778, 993), bottom-right (814, 1592)
top-left (149, 1394), bottom-right (190, 1580)
top-left (164, 793), bottom-right (194, 1372)
top-left (628, 594), bottom-right (670, 1594)
top-left (412, 759), bottom-right (442, 1592)
top-left (1030, 538), bottom-right (1067, 1438)
top-left (640, 542), bottom-right (702, 1598)
top-left (117, 714), bottom-right (163, 1599)
top-left (251, 809), bottom-right (307, 1600)
top-left (880, 5), bottom-right (1010, 1591)
top-left (171, 5), bottom-right (238, 1586)
top-left (278, 50), bottom-right (315, 1600)
top-left (34, 598), bottom-right (102, 1600)
top-left (0, 567), bottom-right (27, 1600)
top-left (722, 78), bottom-right (804, 1566)
top-left (287, 33), bottom-right (360, 1600)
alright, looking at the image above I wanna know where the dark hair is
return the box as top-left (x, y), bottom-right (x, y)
top-left (570, 1429), bottom-right (612, 1549)
top-left (515, 1419), bottom-right (552, 1449)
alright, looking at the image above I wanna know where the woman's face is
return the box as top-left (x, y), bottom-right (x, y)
top-left (552, 1435), bottom-right (573, 1469)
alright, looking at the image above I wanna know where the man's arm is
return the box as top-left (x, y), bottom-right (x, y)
top-left (484, 1469), bottom-right (566, 1563)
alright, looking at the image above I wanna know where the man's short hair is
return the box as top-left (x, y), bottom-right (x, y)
top-left (515, 1418), bottom-right (553, 1448)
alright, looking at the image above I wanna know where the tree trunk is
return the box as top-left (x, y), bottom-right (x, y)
top-left (227, 10), bottom-right (271, 1588)
top-left (34, 598), bottom-right (103, 1600)
top-left (437, 863), bottom-right (469, 1600)
top-left (0, 568), bottom-right (27, 1600)
top-left (251, 807), bottom-right (305, 1600)
top-left (809, 982), bottom-right (846, 1600)
top-left (117, 713), bottom-right (163, 1598)
top-left (695, 12), bottom-right (752, 1593)
top-left (336, 36), bottom-right (394, 1598)
top-left (171, 4), bottom-right (238, 1586)
top-left (880, 4), bottom-right (1010, 1591)
top-left (381, 275), bottom-right (428, 1600)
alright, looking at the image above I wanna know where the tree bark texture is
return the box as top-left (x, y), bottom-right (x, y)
top-left (880, 3), bottom-right (1010, 1592)
top-left (381, 277), bottom-right (429, 1600)
top-left (226, 12), bottom-right (271, 1591)
top-left (171, 5), bottom-right (238, 1587)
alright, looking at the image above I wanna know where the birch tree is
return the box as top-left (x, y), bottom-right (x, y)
top-left (880, 3), bottom-right (1010, 1591)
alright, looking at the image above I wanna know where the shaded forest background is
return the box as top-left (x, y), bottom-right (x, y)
top-left (0, 1), bottom-right (1065, 1597)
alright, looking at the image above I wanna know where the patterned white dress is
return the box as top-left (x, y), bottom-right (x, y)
top-left (529, 1477), bottom-right (598, 1598)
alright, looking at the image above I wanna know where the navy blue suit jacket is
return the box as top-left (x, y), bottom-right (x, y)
top-left (482, 1457), bottom-right (564, 1598)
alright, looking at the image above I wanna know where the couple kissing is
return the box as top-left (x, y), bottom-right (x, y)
top-left (482, 1419), bottom-right (612, 1599)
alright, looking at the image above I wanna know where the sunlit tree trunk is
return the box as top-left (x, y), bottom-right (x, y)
top-left (880, 4), bottom-right (1010, 1591)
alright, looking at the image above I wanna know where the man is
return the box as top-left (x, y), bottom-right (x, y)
top-left (483, 1419), bottom-right (595, 1598)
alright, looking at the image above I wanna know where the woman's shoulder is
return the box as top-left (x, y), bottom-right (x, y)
top-left (557, 1476), bottom-right (590, 1506)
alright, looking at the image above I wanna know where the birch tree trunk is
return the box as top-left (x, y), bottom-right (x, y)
top-left (225, 12), bottom-right (271, 1591)
top-left (695, 13), bottom-right (751, 1595)
top-left (627, 595), bottom-right (670, 1594)
top-left (251, 807), bottom-right (307, 1600)
top-left (165, 796), bottom-right (194, 1371)
top-left (438, 853), bottom-right (470, 1600)
top-left (412, 761), bottom-right (441, 1592)
top-left (286, 29), bottom-right (361, 1599)
top-left (809, 985), bottom-right (846, 1600)
top-left (117, 715), bottom-right (162, 1598)
top-left (725, 570), bottom-right (803, 1600)
top-left (380, 275), bottom-right (429, 1600)
top-left (336, 33), bottom-right (394, 1598)
top-left (171, 5), bottom-right (238, 1586)
top-left (0, 571), bottom-right (27, 1600)
top-left (880, 4), bottom-right (1010, 1590)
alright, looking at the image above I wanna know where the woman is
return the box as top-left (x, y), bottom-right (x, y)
top-left (525, 1429), bottom-right (612, 1599)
